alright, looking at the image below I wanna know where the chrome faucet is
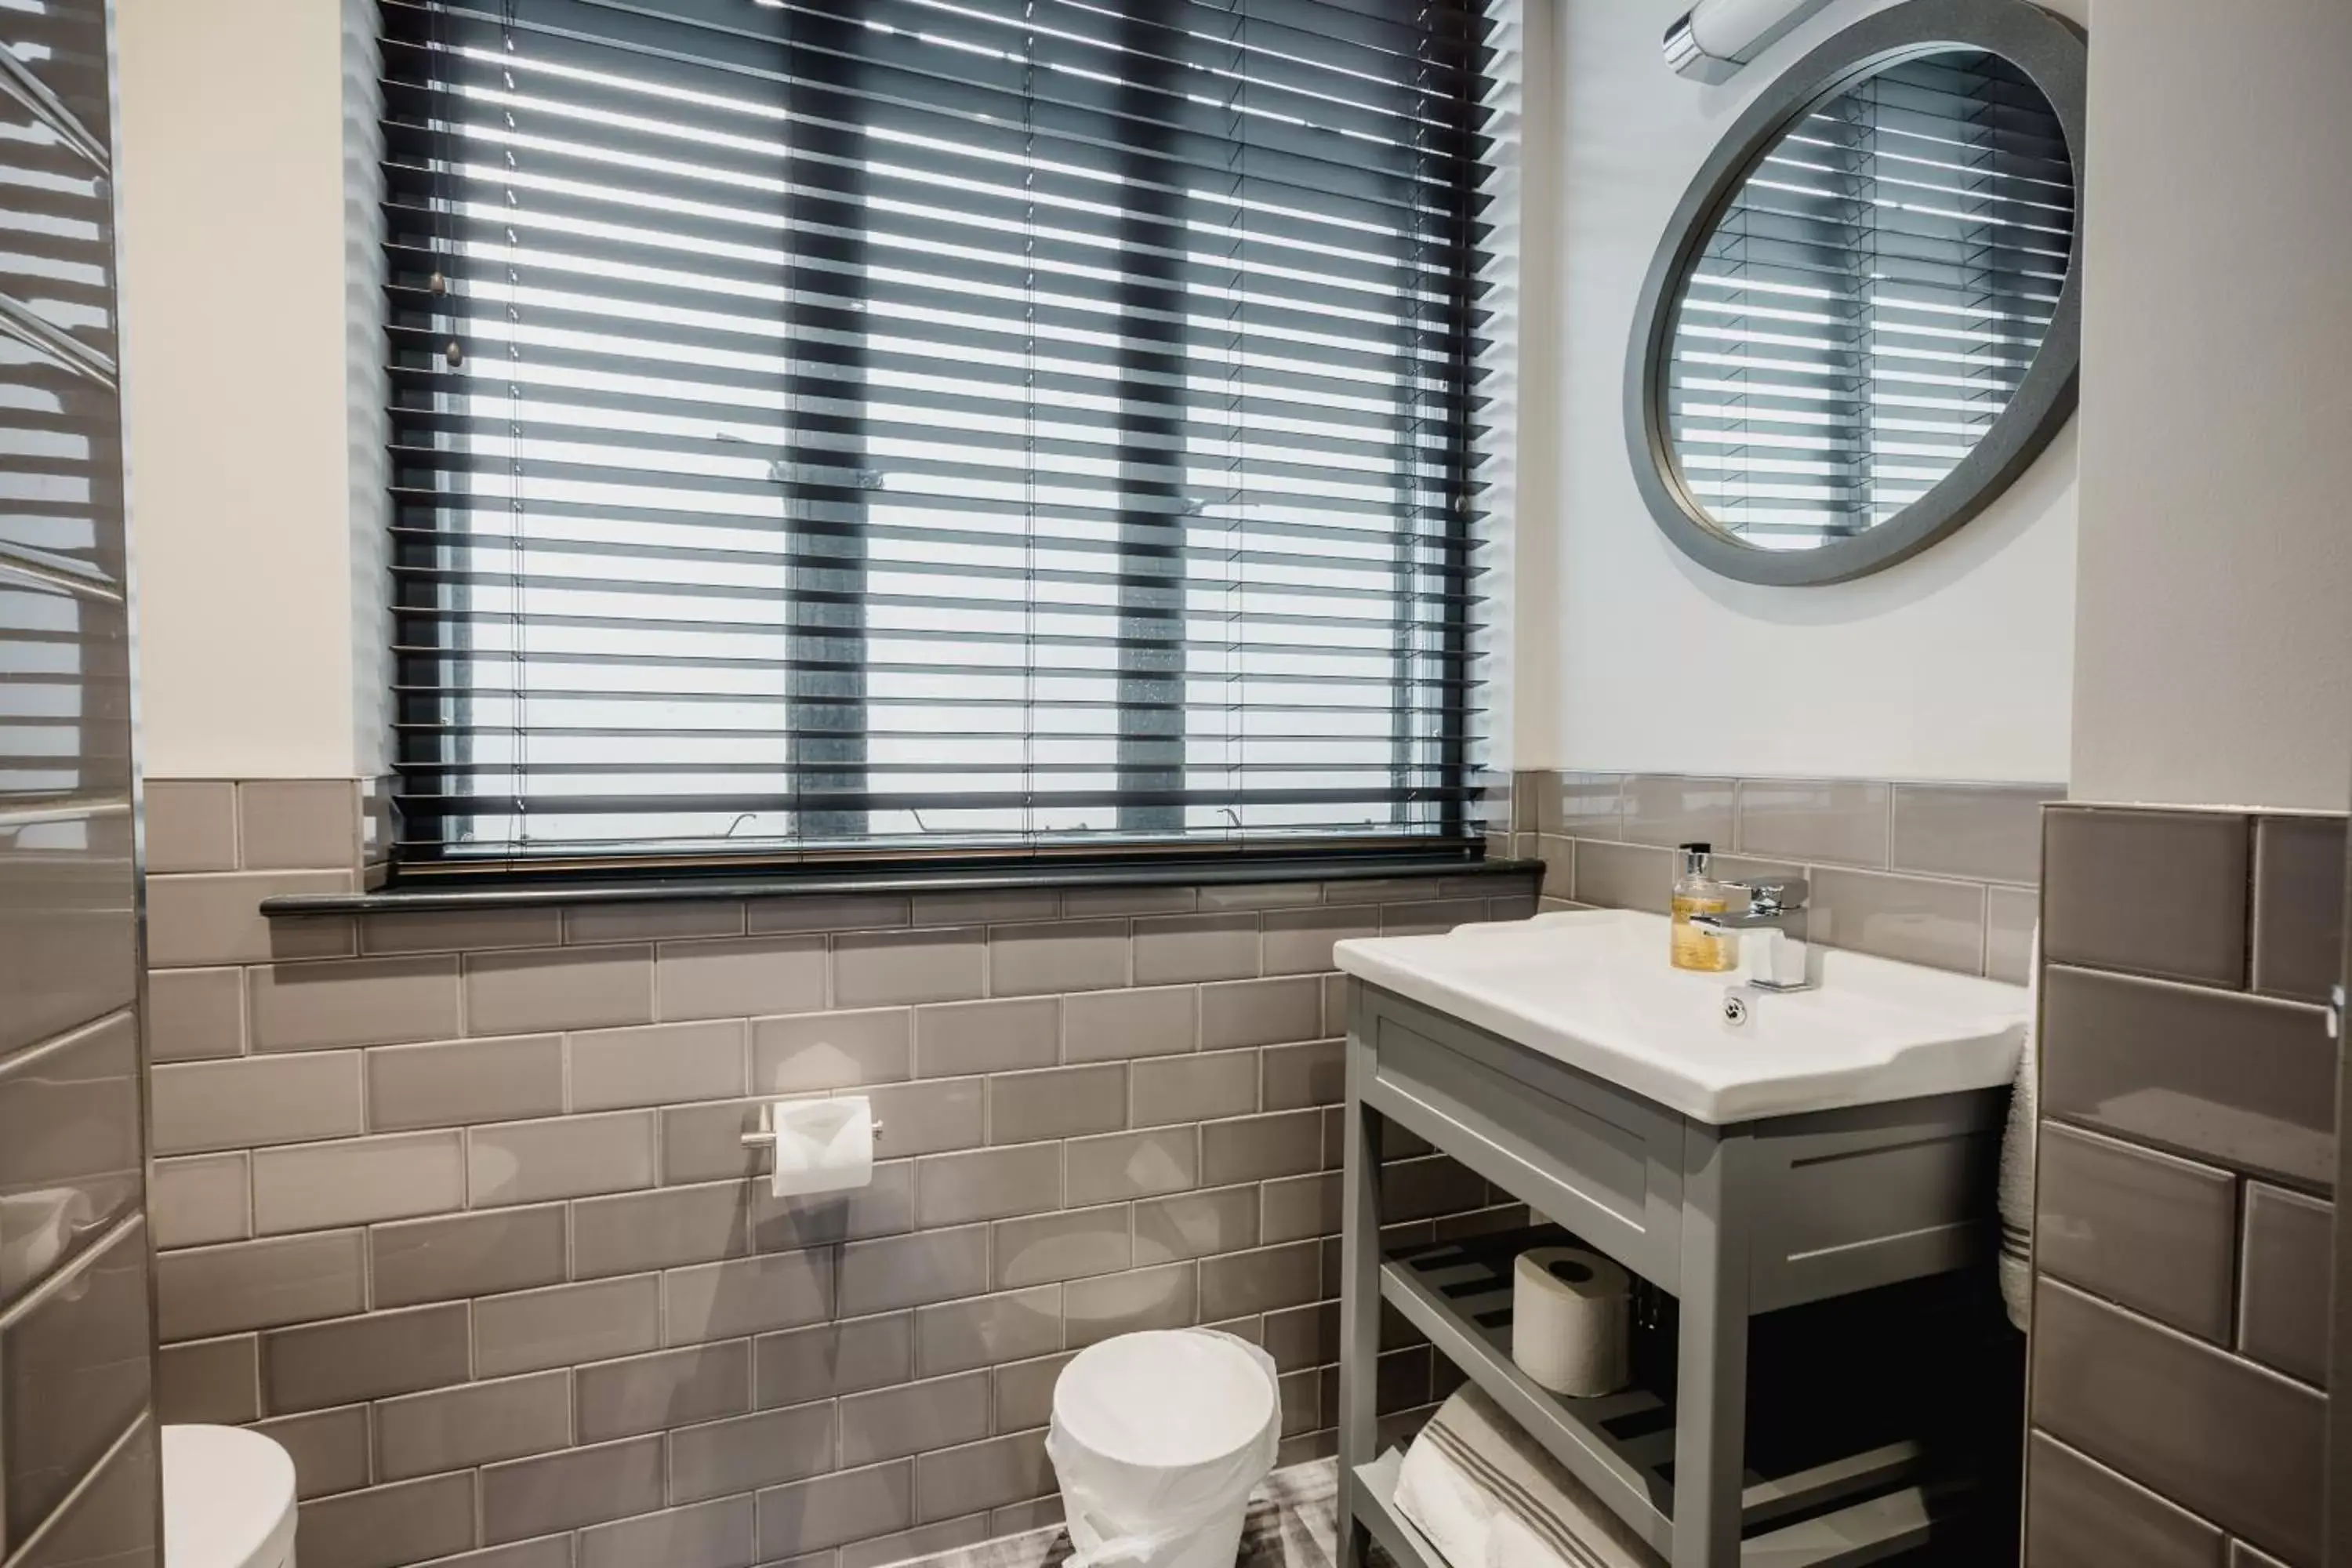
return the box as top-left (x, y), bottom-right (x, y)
top-left (1692, 878), bottom-right (1815, 992)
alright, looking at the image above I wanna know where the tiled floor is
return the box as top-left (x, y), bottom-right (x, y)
top-left (900, 1457), bottom-right (1339, 1568)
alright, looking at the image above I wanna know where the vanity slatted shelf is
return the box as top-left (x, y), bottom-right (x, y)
top-left (1331, 926), bottom-right (2024, 1568)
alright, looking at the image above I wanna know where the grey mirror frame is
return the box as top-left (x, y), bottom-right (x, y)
top-left (1625, 0), bottom-right (2089, 587)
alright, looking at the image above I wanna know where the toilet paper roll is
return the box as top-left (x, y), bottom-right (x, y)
top-left (768, 1096), bottom-right (875, 1198)
top-left (1511, 1246), bottom-right (1632, 1399)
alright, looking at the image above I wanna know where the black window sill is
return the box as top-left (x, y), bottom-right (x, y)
top-left (258, 852), bottom-right (1544, 916)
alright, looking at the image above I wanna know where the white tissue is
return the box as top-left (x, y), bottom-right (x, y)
top-left (765, 1096), bottom-right (875, 1198)
top-left (0, 1187), bottom-right (96, 1297)
top-left (1510, 1246), bottom-right (1632, 1399)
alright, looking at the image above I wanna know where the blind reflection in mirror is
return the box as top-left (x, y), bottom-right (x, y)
top-left (1664, 48), bottom-right (2075, 550)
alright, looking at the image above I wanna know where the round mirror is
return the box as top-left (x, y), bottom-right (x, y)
top-left (1628, 0), bottom-right (2087, 586)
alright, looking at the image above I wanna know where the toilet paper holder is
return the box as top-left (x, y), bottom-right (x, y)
top-left (739, 1104), bottom-right (885, 1150)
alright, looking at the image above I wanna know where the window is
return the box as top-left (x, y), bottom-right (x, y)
top-left (377, 0), bottom-right (1491, 876)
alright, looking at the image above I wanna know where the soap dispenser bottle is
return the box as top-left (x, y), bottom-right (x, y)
top-left (1669, 842), bottom-right (1737, 973)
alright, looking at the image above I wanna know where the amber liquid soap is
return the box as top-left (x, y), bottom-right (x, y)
top-left (1669, 842), bottom-right (1737, 973)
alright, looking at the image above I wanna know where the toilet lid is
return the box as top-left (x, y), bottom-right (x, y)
top-left (162, 1425), bottom-right (298, 1568)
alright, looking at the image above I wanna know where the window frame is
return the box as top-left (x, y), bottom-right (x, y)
top-left (377, 0), bottom-right (1492, 883)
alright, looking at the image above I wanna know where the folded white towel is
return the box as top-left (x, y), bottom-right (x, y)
top-left (1995, 924), bottom-right (2041, 1333)
top-left (1392, 1387), bottom-right (1660, 1568)
top-left (1395, 1415), bottom-right (1499, 1568)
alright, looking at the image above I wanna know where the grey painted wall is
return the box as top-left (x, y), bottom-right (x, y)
top-left (0, 2), bottom-right (160, 1565)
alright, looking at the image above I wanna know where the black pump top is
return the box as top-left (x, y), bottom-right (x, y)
top-left (1679, 840), bottom-right (1711, 855)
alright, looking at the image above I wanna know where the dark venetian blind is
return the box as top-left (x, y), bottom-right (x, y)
top-left (377, 0), bottom-right (1493, 874)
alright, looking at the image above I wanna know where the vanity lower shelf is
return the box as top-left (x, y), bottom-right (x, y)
top-left (1375, 1226), bottom-right (1998, 1566)
top-left (1351, 1448), bottom-right (1970, 1568)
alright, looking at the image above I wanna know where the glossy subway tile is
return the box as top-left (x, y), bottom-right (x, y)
top-left (256, 1404), bottom-right (372, 1501)
top-left (2023, 1431), bottom-right (2224, 1568)
top-left (667, 1402), bottom-right (837, 1506)
top-left (2034, 1122), bottom-right (2237, 1343)
top-left (148, 965), bottom-right (246, 1061)
top-left (915, 996), bottom-right (1059, 1078)
top-left (1062, 985), bottom-right (1195, 1064)
top-left (833, 927), bottom-right (986, 1007)
top-left (371, 1205), bottom-right (570, 1310)
top-left (913, 1286), bottom-right (1063, 1377)
top-left (251, 1130), bottom-right (466, 1235)
top-left (755, 1313), bottom-right (913, 1409)
top-left (146, 871), bottom-right (355, 969)
top-left (262, 1301), bottom-right (472, 1413)
top-left (1131, 1050), bottom-right (1258, 1128)
top-left (246, 956), bottom-right (461, 1052)
top-left (574, 1340), bottom-right (751, 1443)
top-left (2032, 1278), bottom-right (2321, 1566)
top-left (466, 946), bottom-right (655, 1036)
top-left (989, 920), bottom-right (1129, 996)
top-left (1131, 914), bottom-right (1259, 985)
top-left (151, 1051), bottom-right (365, 1155)
top-left (2238, 1182), bottom-right (2332, 1388)
top-left (150, 1152), bottom-right (252, 1250)
top-left (479, 1434), bottom-right (668, 1544)
top-left (0, 1223), bottom-right (153, 1544)
top-left (473, 1276), bottom-right (663, 1379)
top-left (569, 1019), bottom-right (747, 1112)
top-left (144, 780), bottom-right (239, 873)
top-left (992, 1205), bottom-right (1131, 1290)
top-left (1734, 778), bottom-right (1890, 869)
top-left (2041, 965), bottom-right (2334, 1189)
top-left (753, 1009), bottom-right (912, 1094)
top-left (294, 1474), bottom-right (477, 1568)
top-left (1199, 976), bottom-right (1319, 1051)
top-left (2043, 807), bottom-right (2250, 987)
top-left (468, 1111), bottom-right (657, 1207)
top-left (1803, 866), bottom-right (1987, 975)
top-left (2250, 813), bottom-right (2348, 1003)
top-left (374, 1371), bottom-right (575, 1482)
top-left (238, 780), bottom-right (361, 873)
top-left (1888, 783), bottom-right (2056, 886)
top-left (366, 1033), bottom-right (565, 1132)
top-left (363, 908), bottom-right (564, 958)
top-left (656, 934), bottom-right (827, 1023)
top-left (986, 1062), bottom-right (1125, 1145)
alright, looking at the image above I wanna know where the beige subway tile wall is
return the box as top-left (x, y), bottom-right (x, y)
top-left (144, 779), bottom-right (1538, 1568)
top-left (2029, 803), bottom-right (2347, 1568)
top-left (1512, 770), bottom-right (2063, 982)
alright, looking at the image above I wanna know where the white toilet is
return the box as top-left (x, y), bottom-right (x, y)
top-left (161, 1426), bottom-right (298, 1568)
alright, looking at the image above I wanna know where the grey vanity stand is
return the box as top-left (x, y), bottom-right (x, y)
top-left (1333, 982), bottom-right (2006, 1568)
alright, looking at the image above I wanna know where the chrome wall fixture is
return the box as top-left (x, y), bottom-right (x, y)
top-left (1664, 0), bottom-right (1838, 82)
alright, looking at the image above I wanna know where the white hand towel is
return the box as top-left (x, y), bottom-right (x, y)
top-left (1995, 924), bottom-right (2040, 1333)
top-left (1392, 1387), bottom-right (1661, 1568)
top-left (1395, 1421), bottom-right (1501, 1568)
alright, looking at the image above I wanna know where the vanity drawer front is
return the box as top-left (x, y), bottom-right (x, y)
top-left (1356, 985), bottom-right (1685, 1292)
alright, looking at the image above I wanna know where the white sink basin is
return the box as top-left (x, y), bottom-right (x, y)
top-left (1334, 906), bottom-right (2028, 1123)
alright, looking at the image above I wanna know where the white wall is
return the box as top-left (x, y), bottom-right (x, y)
top-left (2067, 0), bottom-right (2352, 813)
top-left (118, 0), bottom-right (386, 781)
top-left (1526, 0), bottom-right (2083, 784)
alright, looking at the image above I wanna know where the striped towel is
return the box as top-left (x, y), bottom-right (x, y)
top-left (1995, 925), bottom-right (2040, 1333)
top-left (1393, 1387), bottom-right (1661, 1568)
